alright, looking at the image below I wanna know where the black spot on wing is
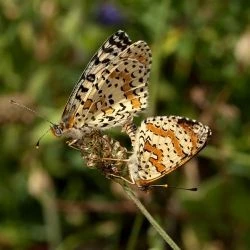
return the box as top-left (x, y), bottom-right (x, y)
top-left (86, 74), bottom-right (95, 82)
top-left (79, 85), bottom-right (89, 93)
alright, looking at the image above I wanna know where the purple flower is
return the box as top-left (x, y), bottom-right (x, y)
top-left (97, 3), bottom-right (124, 25)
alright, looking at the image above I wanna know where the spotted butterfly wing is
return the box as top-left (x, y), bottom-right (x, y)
top-left (52, 30), bottom-right (151, 139)
top-left (81, 40), bottom-right (151, 128)
top-left (127, 116), bottom-right (212, 188)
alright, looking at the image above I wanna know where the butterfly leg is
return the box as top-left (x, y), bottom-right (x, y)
top-left (108, 173), bottom-right (135, 185)
top-left (66, 139), bottom-right (82, 151)
top-left (101, 157), bottom-right (129, 162)
top-left (67, 139), bottom-right (78, 146)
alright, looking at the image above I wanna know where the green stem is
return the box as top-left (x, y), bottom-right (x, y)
top-left (123, 185), bottom-right (181, 250)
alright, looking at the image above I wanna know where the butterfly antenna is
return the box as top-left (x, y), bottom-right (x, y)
top-left (36, 128), bottom-right (51, 149)
top-left (10, 100), bottom-right (55, 126)
top-left (11, 100), bottom-right (56, 148)
top-left (168, 186), bottom-right (198, 191)
top-left (149, 184), bottom-right (198, 192)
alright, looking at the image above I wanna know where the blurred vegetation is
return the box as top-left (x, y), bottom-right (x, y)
top-left (1, 0), bottom-right (250, 249)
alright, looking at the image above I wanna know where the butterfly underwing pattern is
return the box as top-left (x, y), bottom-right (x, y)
top-left (51, 30), bottom-right (152, 143)
top-left (126, 116), bottom-right (211, 189)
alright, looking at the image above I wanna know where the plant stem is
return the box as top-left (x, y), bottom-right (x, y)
top-left (123, 185), bottom-right (181, 250)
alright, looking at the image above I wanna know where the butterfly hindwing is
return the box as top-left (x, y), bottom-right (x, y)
top-left (128, 116), bottom-right (212, 187)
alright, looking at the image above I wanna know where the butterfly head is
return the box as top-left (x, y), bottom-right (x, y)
top-left (51, 122), bottom-right (90, 140)
top-left (51, 123), bottom-right (64, 137)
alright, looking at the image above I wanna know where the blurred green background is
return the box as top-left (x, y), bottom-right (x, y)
top-left (1, 0), bottom-right (250, 249)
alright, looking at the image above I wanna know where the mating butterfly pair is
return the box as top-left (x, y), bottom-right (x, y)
top-left (51, 30), bottom-right (211, 189)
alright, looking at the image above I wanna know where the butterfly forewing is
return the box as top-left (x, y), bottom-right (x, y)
top-left (62, 30), bottom-right (132, 120)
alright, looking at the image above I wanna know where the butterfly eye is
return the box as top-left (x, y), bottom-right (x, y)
top-left (51, 124), bottom-right (63, 137)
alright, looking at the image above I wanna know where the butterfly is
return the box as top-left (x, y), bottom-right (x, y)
top-left (116, 116), bottom-right (212, 189)
top-left (50, 30), bottom-right (152, 144)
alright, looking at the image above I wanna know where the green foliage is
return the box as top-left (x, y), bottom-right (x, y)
top-left (1, 0), bottom-right (250, 249)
